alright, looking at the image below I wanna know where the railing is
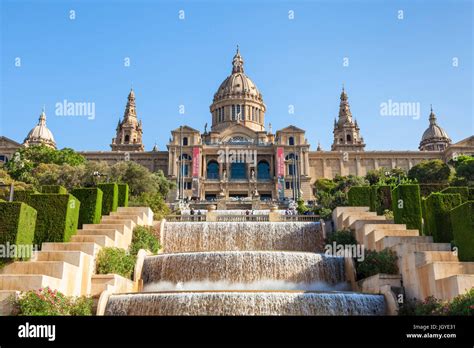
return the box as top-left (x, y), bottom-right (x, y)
top-left (166, 214), bottom-right (207, 222)
top-left (216, 215), bottom-right (270, 222)
top-left (280, 215), bottom-right (321, 222)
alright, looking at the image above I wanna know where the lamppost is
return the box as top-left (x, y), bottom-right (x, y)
top-left (0, 181), bottom-right (14, 202)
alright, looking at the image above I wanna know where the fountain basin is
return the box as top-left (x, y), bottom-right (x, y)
top-left (104, 291), bottom-right (386, 316)
top-left (161, 221), bottom-right (323, 253)
top-left (141, 251), bottom-right (345, 285)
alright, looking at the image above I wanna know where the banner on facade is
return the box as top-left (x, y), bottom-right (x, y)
top-left (276, 147), bottom-right (285, 177)
top-left (192, 147), bottom-right (201, 177)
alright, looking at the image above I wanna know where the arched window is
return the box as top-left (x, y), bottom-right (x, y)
top-left (257, 160), bottom-right (270, 180)
top-left (124, 135), bottom-right (130, 143)
top-left (289, 137), bottom-right (295, 146)
top-left (207, 160), bottom-right (219, 180)
top-left (231, 162), bottom-right (246, 180)
top-left (182, 137), bottom-right (188, 146)
top-left (232, 105), bottom-right (236, 120)
top-left (346, 134), bottom-right (352, 142)
top-left (285, 153), bottom-right (298, 176)
top-left (180, 153), bottom-right (191, 160)
top-left (181, 164), bottom-right (189, 177)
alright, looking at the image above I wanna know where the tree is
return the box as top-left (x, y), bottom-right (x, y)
top-left (365, 167), bottom-right (410, 186)
top-left (453, 155), bottom-right (474, 182)
top-left (407, 159), bottom-right (451, 184)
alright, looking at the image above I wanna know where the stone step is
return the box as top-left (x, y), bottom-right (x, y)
top-left (42, 242), bottom-right (100, 257)
top-left (110, 211), bottom-right (146, 224)
top-left (0, 274), bottom-right (63, 292)
top-left (368, 229), bottom-right (419, 251)
top-left (347, 216), bottom-right (387, 230)
top-left (417, 261), bottom-right (474, 280)
top-left (1, 261), bottom-right (78, 279)
top-left (101, 217), bottom-right (137, 227)
top-left (117, 207), bottom-right (153, 225)
top-left (375, 235), bottom-right (433, 250)
top-left (436, 274), bottom-right (474, 300)
top-left (35, 250), bottom-right (85, 267)
top-left (77, 228), bottom-right (122, 240)
top-left (83, 223), bottom-right (128, 234)
top-left (356, 223), bottom-right (406, 245)
top-left (333, 207), bottom-right (370, 230)
top-left (415, 251), bottom-right (459, 267)
top-left (70, 234), bottom-right (114, 247)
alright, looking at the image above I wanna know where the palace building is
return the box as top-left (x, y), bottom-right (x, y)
top-left (1, 48), bottom-right (473, 201)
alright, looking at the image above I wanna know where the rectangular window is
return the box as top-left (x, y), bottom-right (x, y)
top-left (232, 105), bottom-right (236, 120)
top-left (236, 104), bottom-right (241, 120)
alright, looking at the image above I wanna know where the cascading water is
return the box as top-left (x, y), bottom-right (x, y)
top-left (160, 221), bottom-right (324, 253)
top-left (104, 218), bottom-right (386, 315)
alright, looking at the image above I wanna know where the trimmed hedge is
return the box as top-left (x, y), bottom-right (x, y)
top-left (97, 183), bottom-right (118, 215)
top-left (425, 193), bottom-right (462, 243)
top-left (0, 202), bottom-right (37, 259)
top-left (469, 188), bottom-right (474, 201)
top-left (371, 185), bottom-right (392, 215)
top-left (348, 186), bottom-right (371, 207)
top-left (421, 197), bottom-right (427, 235)
top-left (24, 194), bottom-right (80, 246)
top-left (392, 184), bottom-right (422, 231)
top-left (117, 184), bottom-right (129, 207)
top-left (41, 185), bottom-right (67, 194)
top-left (13, 190), bottom-right (38, 203)
top-left (419, 183), bottom-right (450, 197)
top-left (450, 201), bottom-right (474, 261)
top-left (71, 188), bottom-right (103, 229)
top-left (441, 187), bottom-right (469, 203)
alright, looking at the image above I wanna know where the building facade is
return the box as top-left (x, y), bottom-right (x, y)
top-left (1, 48), bottom-right (473, 201)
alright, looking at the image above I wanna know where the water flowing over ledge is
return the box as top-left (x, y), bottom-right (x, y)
top-left (142, 251), bottom-right (345, 285)
top-left (161, 221), bottom-right (323, 253)
top-left (104, 291), bottom-right (386, 316)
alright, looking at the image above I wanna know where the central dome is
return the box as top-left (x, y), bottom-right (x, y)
top-left (213, 48), bottom-right (263, 103)
top-left (210, 47), bottom-right (266, 133)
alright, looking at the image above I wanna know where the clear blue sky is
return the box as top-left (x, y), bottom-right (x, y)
top-left (1, 0), bottom-right (472, 151)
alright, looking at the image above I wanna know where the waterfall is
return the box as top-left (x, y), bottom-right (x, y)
top-left (105, 291), bottom-right (386, 316)
top-left (161, 222), bottom-right (323, 253)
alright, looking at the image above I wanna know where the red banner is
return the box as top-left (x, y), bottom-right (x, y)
top-left (276, 147), bottom-right (284, 177)
top-left (192, 147), bottom-right (201, 177)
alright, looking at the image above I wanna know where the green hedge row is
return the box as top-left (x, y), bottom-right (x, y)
top-left (13, 190), bottom-right (38, 203)
top-left (24, 194), bottom-right (81, 246)
top-left (419, 183), bottom-right (450, 197)
top-left (0, 202), bottom-right (37, 259)
top-left (348, 186), bottom-right (371, 207)
top-left (469, 188), bottom-right (474, 201)
top-left (392, 184), bottom-right (422, 232)
top-left (97, 183), bottom-right (118, 216)
top-left (450, 201), bottom-right (474, 261)
top-left (425, 193), bottom-right (462, 243)
top-left (369, 185), bottom-right (392, 215)
top-left (441, 187), bottom-right (469, 203)
top-left (71, 188), bottom-right (103, 229)
top-left (41, 185), bottom-right (67, 194)
top-left (117, 183), bottom-right (129, 207)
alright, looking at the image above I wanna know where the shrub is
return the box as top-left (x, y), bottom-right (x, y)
top-left (440, 186), bottom-right (469, 203)
top-left (369, 186), bottom-right (378, 212)
top-left (13, 287), bottom-right (92, 316)
top-left (41, 185), bottom-right (67, 194)
top-left (129, 192), bottom-right (169, 220)
top-left (469, 187), bottom-right (474, 201)
top-left (0, 202), bottom-right (37, 260)
top-left (13, 190), bottom-right (38, 203)
top-left (96, 247), bottom-right (135, 279)
top-left (348, 186), bottom-right (371, 206)
top-left (418, 183), bottom-right (450, 197)
top-left (325, 229), bottom-right (357, 247)
top-left (399, 289), bottom-right (474, 316)
top-left (71, 188), bottom-right (103, 229)
top-left (25, 194), bottom-right (80, 245)
top-left (117, 183), bottom-right (129, 207)
top-left (375, 185), bottom-right (392, 215)
top-left (356, 249), bottom-right (398, 280)
top-left (408, 159), bottom-right (451, 184)
top-left (296, 198), bottom-right (308, 214)
top-left (391, 184), bottom-right (422, 232)
top-left (450, 202), bottom-right (474, 261)
top-left (97, 183), bottom-right (118, 216)
top-left (129, 226), bottom-right (160, 256)
top-left (424, 193), bottom-right (462, 243)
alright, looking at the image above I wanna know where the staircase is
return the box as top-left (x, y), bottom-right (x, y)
top-left (333, 207), bottom-right (474, 301)
top-left (0, 207), bottom-right (153, 298)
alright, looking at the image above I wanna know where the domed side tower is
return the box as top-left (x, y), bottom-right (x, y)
top-left (111, 89), bottom-right (144, 152)
top-left (419, 106), bottom-right (452, 151)
top-left (210, 46), bottom-right (266, 133)
top-left (23, 108), bottom-right (57, 149)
